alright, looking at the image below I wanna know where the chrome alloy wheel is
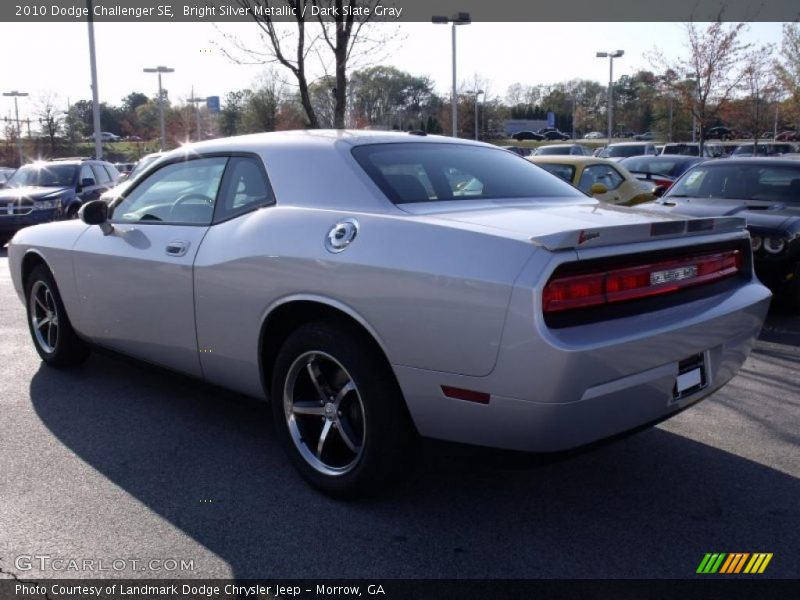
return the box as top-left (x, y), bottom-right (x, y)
top-left (29, 280), bottom-right (59, 353)
top-left (283, 351), bottom-right (366, 476)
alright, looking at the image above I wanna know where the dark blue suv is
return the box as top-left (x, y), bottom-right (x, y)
top-left (0, 158), bottom-right (119, 246)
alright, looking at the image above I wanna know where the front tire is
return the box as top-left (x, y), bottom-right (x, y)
top-left (271, 321), bottom-right (414, 497)
top-left (25, 264), bottom-right (90, 367)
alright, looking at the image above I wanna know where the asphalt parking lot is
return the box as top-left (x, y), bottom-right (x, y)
top-left (0, 247), bottom-right (798, 580)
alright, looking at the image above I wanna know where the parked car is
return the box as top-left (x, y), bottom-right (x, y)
top-left (0, 157), bottom-right (119, 246)
top-left (0, 167), bottom-right (15, 184)
top-left (598, 142), bottom-right (658, 161)
top-left (775, 130), bottom-right (800, 142)
top-left (618, 155), bottom-right (706, 194)
top-left (706, 126), bottom-right (736, 140)
top-left (584, 131), bottom-right (604, 140)
top-left (633, 132), bottom-right (655, 141)
top-left (760, 132), bottom-right (775, 140)
top-left (512, 130), bottom-right (545, 141)
top-left (8, 130), bottom-right (770, 496)
top-left (533, 144), bottom-right (591, 156)
top-left (730, 142), bottom-right (799, 157)
top-left (113, 162), bottom-right (136, 181)
top-left (661, 142), bottom-right (725, 158)
top-left (528, 155), bottom-right (656, 206)
top-left (645, 158), bottom-right (800, 308)
top-left (541, 130), bottom-right (570, 141)
top-left (504, 146), bottom-right (533, 157)
top-left (85, 132), bottom-right (121, 142)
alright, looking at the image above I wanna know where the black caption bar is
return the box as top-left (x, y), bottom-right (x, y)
top-left (3, 580), bottom-right (800, 600)
top-left (2, 0), bottom-right (800, 22)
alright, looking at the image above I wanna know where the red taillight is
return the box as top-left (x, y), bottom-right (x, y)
top-left (543, 250), bottom-right (742, 313)
top-left (653, 178), bottom-right (674, 190)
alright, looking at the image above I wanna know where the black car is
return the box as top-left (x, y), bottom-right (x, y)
top-left (619, 155), bottom-right (706, 194)
top-left (646, 158), bottom-right (800, 307)
top-left (512, 130), bottom-right (545, 141)
top-left (706, 126), bottom-right (735, 140)
top-left (0, 158), bottom-right (119, 246)
top-left (539, 129), bottom-right (570, 141)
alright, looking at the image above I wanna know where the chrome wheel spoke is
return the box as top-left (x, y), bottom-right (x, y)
top-left (292, 400), bottom-right (326, 416)
top-left (35, 295), bottom-right (47, 313)
top-left (47, 322), bottom-right (57, 349)
top-left (316, 420), bottom-right (332, 458)
top-left (336, 418), bottom-right (360, 453)
top-left (307, 359), bottom-right (334, 401)
top-left (36, 316), bottom-right (51, 330)
top-left (333, 380), bottom-right (355, 407)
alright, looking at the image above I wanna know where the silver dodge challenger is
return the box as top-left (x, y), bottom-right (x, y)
top-left (8, 131), bottom-right (771, 496)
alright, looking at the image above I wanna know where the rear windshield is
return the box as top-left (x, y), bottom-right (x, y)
top-left (666, 164), bottom-right (800, 203)
top-left (606, 145), bottom-right (647, 158)
top-left (352, 143), bottom-right (582, 204)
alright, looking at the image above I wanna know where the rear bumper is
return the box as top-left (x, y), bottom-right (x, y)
top-left (394, 280), bottom-right (771, 452)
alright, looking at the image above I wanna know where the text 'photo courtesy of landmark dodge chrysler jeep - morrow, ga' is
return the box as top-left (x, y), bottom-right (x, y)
top-left (8, 130), bottom-right (771, 496)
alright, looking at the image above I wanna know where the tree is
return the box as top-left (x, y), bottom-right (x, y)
top-left (776, 23), bottom-right (800, 129)
top-left (220, 1), bottom-right (388, 129)
top-left (35, 94), bottom-right (63, 155)
top-left (738, 45), bottom-right (778, 145)
top-left (651, 21), bottom-right (753, 152)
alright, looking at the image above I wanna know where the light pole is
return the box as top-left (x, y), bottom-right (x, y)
top-left (432, 12), bottom-right (471, 138)
top-left (86, 0), bottom-right (102, 159)
top-left (596, 50), bottom-right (624, 142)
top-left (3, 91), bottom-right (28, 166)
top-left (144, 65), bottom-right (175, 150)
top-left (188, 88), bottom-right (206, 142)
top-left (467, 89), bottom-right (483, 140)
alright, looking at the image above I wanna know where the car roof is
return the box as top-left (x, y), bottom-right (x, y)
top-left (169, 129), bottom-right (485, 158)
top-left (607, 142), bottom-right (653, 147)
top-left (528, 155), bottom-right (617, 166)
top-left (693, 157), bottom-right (800, 167)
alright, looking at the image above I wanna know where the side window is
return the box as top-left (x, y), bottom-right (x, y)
top-left (91, 164), bottom-right (111, 185)
top-left (578, 165), bottom-right (624, 193)
top-left (215, 156), bottom-right (275, 222)
top-left (111, 156), bottom-right (228, 225)
top-left (79, 165), bottom-right (95, 186)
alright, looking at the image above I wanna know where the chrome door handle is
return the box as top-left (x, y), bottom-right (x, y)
top-left (165, 240), bottom-right (190, 257)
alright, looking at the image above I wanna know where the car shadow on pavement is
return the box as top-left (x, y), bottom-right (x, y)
top-left (28, 344), bottom-right (800, 580)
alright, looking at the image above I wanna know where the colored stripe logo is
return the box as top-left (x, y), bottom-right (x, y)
top-left (697, 553), bottom-right (773, 574)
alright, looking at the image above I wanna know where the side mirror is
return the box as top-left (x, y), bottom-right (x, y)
top-left (81, 178), bottom-right (96, 189)
top-left (79, 200), bottom-right (113, 235)
top-left (590, 183), bottom-right (608, 196)
top-left (653, 186), bottom-right (666, 198)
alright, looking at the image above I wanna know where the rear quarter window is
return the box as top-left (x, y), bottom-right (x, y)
top-left (352, 143), bottom-right (582, 204)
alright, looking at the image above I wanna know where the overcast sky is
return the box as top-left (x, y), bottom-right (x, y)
top-left (0, 21), bottom-right (786, 120)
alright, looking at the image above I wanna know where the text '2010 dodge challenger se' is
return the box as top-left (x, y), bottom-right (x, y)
top-left (8, 130), bottom-right (771, 496)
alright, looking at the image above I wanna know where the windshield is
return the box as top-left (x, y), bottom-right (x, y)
top-left (606, 145), bottom-right (646, 158)
top-left (537, 163), bottom-right (576, 183)
top-left (352, 143), bottom-right (583, 204)
top-left (622, 157), bottom-right (701, 177)
top-left (666, 164), bottom-right (800, 203)
top-left (732, 144), bottom-right (794, 156)
top-left (6, 164), bottom-right (76, 187)
top-left (536, 146), bottom-right (572, 155)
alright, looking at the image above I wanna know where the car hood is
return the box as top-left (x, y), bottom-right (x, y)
top-left (403, 199), bottom-right (746, 251)
top-left (0, 186), bottom-right (71, 200)
top-left (649, 197), bottom-right (800, 232)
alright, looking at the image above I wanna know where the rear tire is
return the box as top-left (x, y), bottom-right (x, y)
top-left (271, 321), bottom-right (414, 498)
top-left (25, 264), bottom-right (90, 367)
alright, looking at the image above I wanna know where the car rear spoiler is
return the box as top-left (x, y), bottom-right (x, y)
top-left (529, 216), bottom-right (748, 251)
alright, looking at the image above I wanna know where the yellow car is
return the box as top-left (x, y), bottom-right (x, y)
top-left (526, 155), bottom-right (655, 206)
